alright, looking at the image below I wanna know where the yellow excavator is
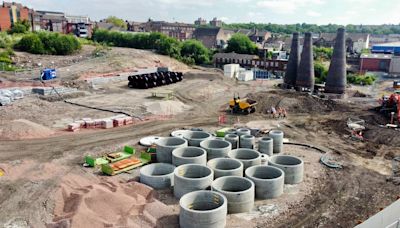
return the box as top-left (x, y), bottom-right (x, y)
top-left (229, 93), bottom-right (257, 115)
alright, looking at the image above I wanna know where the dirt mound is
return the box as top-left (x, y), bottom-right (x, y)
top-left (0, 119), bottom-right (54, 140)
top-left (247, 91), bottom-right (344, 114)
top-left (145, 100), bottom-right (191, 115)
top-left (48, 175), bottom-right (177, 227)
top-left (183, 70), bottom-right (225, 81)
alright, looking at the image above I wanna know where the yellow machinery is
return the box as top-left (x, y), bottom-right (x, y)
top-left (229, 93), bottom-right (257, 115)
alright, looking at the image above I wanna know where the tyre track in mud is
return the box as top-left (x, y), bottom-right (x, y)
top-left (0, 117), bottom-right (217, 162)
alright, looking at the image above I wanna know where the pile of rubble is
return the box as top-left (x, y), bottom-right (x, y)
top-left (0, 89), bottom-right (24, 106)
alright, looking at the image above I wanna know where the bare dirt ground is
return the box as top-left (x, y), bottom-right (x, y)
top-left (0, 46), bottom-right (399, 227)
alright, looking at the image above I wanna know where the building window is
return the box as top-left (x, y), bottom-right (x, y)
top-left (16, 10), bottom-right (20, 20)
top-left (9, 9), bottom-right (13, 24)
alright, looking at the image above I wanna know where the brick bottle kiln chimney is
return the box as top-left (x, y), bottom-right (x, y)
top-left (296, 32), bottom-right (314, 91)
top-left (325, 28), bottom-right (347, 94)
top-left (284, 32), bottom-right (300, 88)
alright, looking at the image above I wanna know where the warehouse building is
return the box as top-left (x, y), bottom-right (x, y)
top-left (372, 42), bottom-right (400, 54)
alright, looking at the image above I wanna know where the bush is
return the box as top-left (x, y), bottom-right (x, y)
top-left (180, 39), bottom-right (210, 64)
top-left (16, 34), bottom-right (45, 54)
top-left (8, 20), bottom-right (30, 34)
top-left (314, 47), bottom-right (333, 61)
top-left (347, 73), bottom-right (377, 85)
top-left (314, 61), bottom-right (328, 84)
top-left (15, 32), bottom-right (81, 55)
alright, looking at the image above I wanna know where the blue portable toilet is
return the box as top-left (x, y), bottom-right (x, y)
top-left (41, 68), bottom-right (57, 80)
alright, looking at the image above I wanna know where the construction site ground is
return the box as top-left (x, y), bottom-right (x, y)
top-left (0, 46), bottom-right (399, 227)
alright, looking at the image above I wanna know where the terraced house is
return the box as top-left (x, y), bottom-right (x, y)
top-left (0, 1), bottom-right (34, 31)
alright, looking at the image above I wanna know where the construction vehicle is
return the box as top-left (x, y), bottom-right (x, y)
top-left (229, 93), bottom-right (257, 115)
top-left (378, 91), bottom-right (400, 124)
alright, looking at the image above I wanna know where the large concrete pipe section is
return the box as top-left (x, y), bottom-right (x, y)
top-left (200, 139), bottom-right (232, 160)
top-left (258, 137), bottom-right (273, 156)
top-left (156, 137), bottom-right (188, 163)
top-left (236, 128), bottom-right (251, 137)
top-left (245, 165), bottom-right (284, 199)
top-left (207, 158), bottom-right (243, 179)
top-left (183, 131), bottom-right (213, 147)
top-left (140, 163), bottom-right (176, 189)
top-left (225, 128), bottom-right (237, 135)
top-left (228, 149), bottom-right (262, 170)
top-left (174, 164), bottom-right (214, 199)
top-left (326, 28), bottom-right (347, 94)
top-left (269, 130), bottom-right (284, 154)
top-left (296, 32), bottom-right (315, 92)
top-left (239, 135), bottom-right (255, 149)
top-left (179, 190), bottom-right (227, 228)
top-left (211, 176), bottom-right (254, 214)
top-left (172, 147), bottom-right (207, 166)
top-left (269, 155), bottom-right (304, 184)
top-left (224, 134), bottom-right (239, 149)
top-left (284, 32), bottom-right (300, 88)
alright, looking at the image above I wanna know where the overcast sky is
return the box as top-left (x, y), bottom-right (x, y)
top-left (19, 0), bottom-right (400, 25)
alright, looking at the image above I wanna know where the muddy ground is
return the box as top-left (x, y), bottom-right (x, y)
top-left (0, 46), bottom-right (399, 227)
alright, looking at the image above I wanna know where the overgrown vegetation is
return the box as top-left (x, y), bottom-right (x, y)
top-left (314, 62), bottom-right (328, 84)
top-left (104, 16), bottom-right (127, 29)
top-left (223, 23), bottom-right (400, 35)
top-left (314, 47), bottom-right (333, 61)
top-left (226, 33), bottom-right (258, 55)
top-left (0, 48), bottom-right (16, 71)
top-left (92, 29), bottom-right (210, 65)
top-left (180, 39), bottom-right (210, 64)
top-left (15, 32), bottom-right (81, 55)
top-left (8, 20), bottom-right (31, 34)
top-left (347, 73), bottom-right (377, 85)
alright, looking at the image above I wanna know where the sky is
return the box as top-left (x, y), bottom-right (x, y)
top-left (18, 0), bottom-right (400, 25)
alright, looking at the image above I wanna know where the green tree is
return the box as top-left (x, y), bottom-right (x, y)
top-left (180, 39), bottom-right (210, 64)
top-left (226, 33), bottom-right (258, 54)
top-left (105, 16), bottom-right (127, 29)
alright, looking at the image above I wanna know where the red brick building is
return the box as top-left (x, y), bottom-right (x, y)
top-left (360, 53), bottom-right (392, 73)
top-left (0, 2), bottom-right (33, 31)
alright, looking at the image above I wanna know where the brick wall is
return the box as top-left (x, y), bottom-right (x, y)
top-left (360, 58), bottom-right (391, 73)
top-left (20, 8), bottom-right (29, 21)
top-left (0, 7), bottom-right (11, 31)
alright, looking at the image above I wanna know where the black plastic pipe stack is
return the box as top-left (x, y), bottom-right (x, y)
top-left (128, 71), bottom-right (183, 89)
top-left (284, 32), bottom-right (300, 88)
top-left (296, 32), bottom-right (314, 91)
top-left (325, 28), bottom-right (347, 94)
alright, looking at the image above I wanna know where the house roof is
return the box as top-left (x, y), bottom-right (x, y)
top-left (213, 52), bottom-right (259, 60)
top-left (249, 29), bottom-right (270, 37)
top-left (373, 42), bottom-right (400, 47)
top-left (193, 27), bottom-right (221, 37)
top-left (360, 53), bottom-right (392, 59)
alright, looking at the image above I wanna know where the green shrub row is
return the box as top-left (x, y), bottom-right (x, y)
top-left (347, 73), bottom-right (377, 85)
top-left (92, 29), bottom-right (210, 64)
top-left (15, 32), bottom-right (81, 55)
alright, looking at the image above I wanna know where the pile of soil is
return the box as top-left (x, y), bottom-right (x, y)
top-left (0, 119), bottom-right (54, 140)
top-left (247, 91), bottom-right (343, 114)
top-left (48, 174), bottom-right (177, 227)
top-left (145, 100), bottom-right (191, 115)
